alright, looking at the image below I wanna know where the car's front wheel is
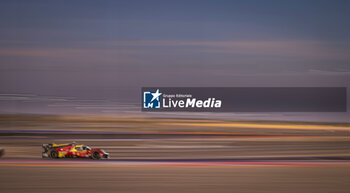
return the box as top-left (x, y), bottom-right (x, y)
top-left (91, 151), bottom-right (100, 160)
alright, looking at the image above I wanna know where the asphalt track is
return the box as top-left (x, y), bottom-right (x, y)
top-left (1, 155), bottom-right (350, 167)
top-left (1, 116), bottom-right (350, 192)
top-left (1, 157), bottom-right (350, 193)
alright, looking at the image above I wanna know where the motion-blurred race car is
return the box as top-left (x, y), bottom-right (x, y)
top-left (42, 143), bottom-right (109, 159)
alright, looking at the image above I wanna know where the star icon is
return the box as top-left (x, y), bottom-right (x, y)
top-left (150, 89), bottom-right (162, 102)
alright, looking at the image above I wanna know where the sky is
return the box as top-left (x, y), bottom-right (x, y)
top-left (0, 0), bottom-right (349, 121)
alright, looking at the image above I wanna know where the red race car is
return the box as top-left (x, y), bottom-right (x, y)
top-left (42, 143), bottom-right (109, 159)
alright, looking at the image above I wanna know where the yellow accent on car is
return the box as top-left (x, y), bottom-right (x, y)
top-left (58, 151), bottom-right (67, 158)
top-left (52, 143), bottom-right (70, 147)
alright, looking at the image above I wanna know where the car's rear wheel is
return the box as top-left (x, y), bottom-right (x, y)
top-left (91, 151), bottom-right (100, 160)
top-left (50, 150), bottom-right (58, 159)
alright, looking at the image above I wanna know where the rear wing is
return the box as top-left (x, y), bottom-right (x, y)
top-left (42, 144), bottom-right (53, 153)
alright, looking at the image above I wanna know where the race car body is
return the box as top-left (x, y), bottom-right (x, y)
top-left (42, 143), bottom-right (109, 159)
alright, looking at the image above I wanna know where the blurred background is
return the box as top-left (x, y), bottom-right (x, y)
top-left (0, 0), bottom-right (350, 193)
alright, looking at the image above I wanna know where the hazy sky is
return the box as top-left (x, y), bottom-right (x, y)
top-left (0, 0), bottom-right (349, 118)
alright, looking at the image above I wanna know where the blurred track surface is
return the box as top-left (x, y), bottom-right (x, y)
top-left (1, 157), bottom-right (350, 167)
top-left (1, 115), bottom-right (350, 192)
top-left (1, 163), bottom-right (350, 193)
